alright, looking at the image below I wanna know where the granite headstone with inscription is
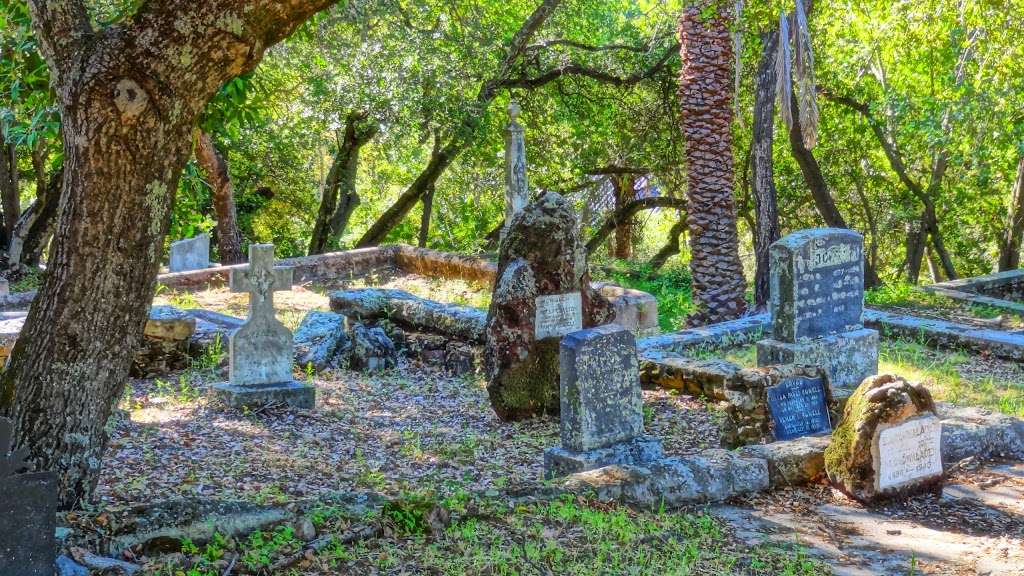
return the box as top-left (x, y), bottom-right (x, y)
top-left (212, 244), bottom-right (315, 409)
top-left (766, 375), bottom-right (832, 441)
top-left (825, 374), bottom-right (943, 502)
top-left (757, 228), bottom-right (878, 390)
top-left (0, 417), bottom-right (58, 576)
top-left (484, 192), bottom-right (614, 421)
top-left (544, 325), bottom-right (662, 478)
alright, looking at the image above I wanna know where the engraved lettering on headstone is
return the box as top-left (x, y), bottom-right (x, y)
top-left (535, 292), bottom-right (582, 339)
top-left (874, 416), bottom-right (943, 491)
top-left (766, 376), bottom-right (831, 440)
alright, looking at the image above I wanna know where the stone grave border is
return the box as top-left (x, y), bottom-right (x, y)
top-left (0, 245), bottom-right (658, 335)
top-left (921, 268), bottom-right (1024, 314)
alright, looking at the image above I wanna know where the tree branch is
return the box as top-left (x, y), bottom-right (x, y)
top-left (499, 42), bottom-right (678, 90)
top-left (586, 196), bottom-right (686, 254)
top-left (26, 0), bottom-right (91, 86)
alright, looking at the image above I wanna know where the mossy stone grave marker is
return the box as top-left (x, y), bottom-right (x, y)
top-left (0, 417), bottom-right (57, 576)
top-left (544, 325), bottom-right (661, 478)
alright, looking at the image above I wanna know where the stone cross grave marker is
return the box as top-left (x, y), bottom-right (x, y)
top-left (503, 101), bottom-right (528, 234)
top-left (0, 417), bottom-right (57, 576)
top-left (766, 375), bottom-right (831, 440)
top-left (872, 415), bottom-right (943, 493)
top-left (169, 232), bottom-right (211, 272)
top-left (213, 244), bottom-right (315, 409)
top-left (757, 228), bottom-right (879, 389)
top-left (544, 325), bottom-right (662, 478)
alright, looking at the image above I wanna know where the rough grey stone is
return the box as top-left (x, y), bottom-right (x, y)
top-left (0, 418), bottom-right (58, 576)
top-left (212, 244), bottom-right (314, 409)
top-left (561, 449), bottom-right (769, 508)
top-left (757, 328), bottom-right (878, 390)
top-left (348, 323), bottom-right (397, 372)
top-left (169, 233), bottom-right (210, 272)
top-left (738, 435), bottom-right (830, 487)
top-left (56, 555), bottom-right (89, 576)
top-left (559, 325), bottom-right (643, 452)
top-left (544, 435), bottom-right (663, 479)
top-left (939, 404), bottom-right (1024, 463)
top-left (132, 305), bottom-right (197, 377)
top-left (145, 305), bottom-right (196, 341)
top-left (769, 228), bottom-right (865, 341)
top-left (329, 288), bottom-right (486, 342)
top-left (864, 308), bottom-right (1024, 362)
top-left (293, 311), bottom-right (350, 371)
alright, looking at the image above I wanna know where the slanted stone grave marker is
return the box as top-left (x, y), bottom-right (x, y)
top-left (765, 374), bottom-right (831, 441)
top-left (212, 244), bottom-right (315, 409)
top-left (544, 324), bottom-right (662, 478)
top-left (825, 374), bottom-right (943, 502)
top-left (0, 417), bottom-right (57, 576)
top-left (757, 228), bottom-right (878, 390)
top-left (169, 232), bottom-right (211, 272)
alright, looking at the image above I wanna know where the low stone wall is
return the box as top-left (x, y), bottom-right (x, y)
top-left (392, 245), bottom-right (496, 285)
top-left (921, 269), bottom-right (1024, 314)
top-left (864, 309), bottom-right (1024, 361)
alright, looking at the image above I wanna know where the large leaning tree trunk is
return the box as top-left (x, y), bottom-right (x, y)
top-left (0, 0), bottom-right (339, 509)
top-left (308, 112), bottom-right (378, 255)
top-left (751, 30), bottom-right (781, 309)
top-left (611, 174), bottom-right (635, 259)
top-left (194, 131), bottom-right (244, 264)
top-left (7, 165), bottom-right (62, 273)
top-left (998, 154), bottom-right (1024, 271)
top-left (677, 1), bottom-right (748, 325)
top-left (354, 0), bottom-right (563, 248)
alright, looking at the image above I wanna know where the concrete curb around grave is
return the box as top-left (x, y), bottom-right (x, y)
top-left (557, 402), bottom-right (1024, 507)
top-left (921, 269), bottom-right (1024, 315)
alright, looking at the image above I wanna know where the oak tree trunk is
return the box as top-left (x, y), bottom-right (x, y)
top-left (612, 175), bottom-right (634, 259)
top-left (195, 131), bottom-right (244, 264)
top-left (648, 215), bottom-right (687, 271)
top-left (7, 166), bottom-right (62, 272)
top-left (751, 31), bottom-right (780, 309)
top-left (0, 0), bottom-right (339, 509)
top-left (677, 2), bottom-right (748, 325)
top-left (998, 155), bottom-right (1024, 271)
top-left (418, 183), bottom-right (434, 248)
top-left (0, 142), bottom-right (19, 248)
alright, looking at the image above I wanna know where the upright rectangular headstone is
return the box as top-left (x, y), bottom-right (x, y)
top-left (0, 418), bottom-right (57, 576)
top-left (543, 325), bottom-right (662, 479)
top-left (169, 233), bottom-right (211, 272)
top-left (559, 324), bottom-right (643, 451)
top-left (766, 375), bottom-right (831, 440)
top-left (770, 228), bottom-right (864, 342)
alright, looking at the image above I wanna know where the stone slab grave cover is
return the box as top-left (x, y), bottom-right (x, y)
top-left (544, 325), bottom-right (662, 479)
top-left (825, 374), bottom-right (943, 503)
top-left (212, 244), bottom-right (315, 409)
top-left (757, 228), bottom-right (878, 389)
top-left (766, 374), bottom-right (832, 441)
top-left (0, 417), bottom-right (57, 576)
top-left (484, 191), bottom-right (614, 421)
top-left (169, 232), bottom-right (211, 272)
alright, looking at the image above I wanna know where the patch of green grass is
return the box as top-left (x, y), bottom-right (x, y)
top-left (880, 338), bottom-right (1024, 417)
top-left (9, 268), bottom-right (44, 293)
top-left (593, 260), bottom-right (695, 331)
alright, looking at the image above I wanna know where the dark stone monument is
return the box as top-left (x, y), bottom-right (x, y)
top-left (544, 325), bottom-right (662, 478)
top-left (0, 418), bottom-right (58, 576)
top-left (757, 228), bottom-right (878, 390)
top-left (766, 375), bottom-right (831, 440)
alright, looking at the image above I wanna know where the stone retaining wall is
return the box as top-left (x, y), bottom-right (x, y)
top-left (922, 269), bottom-right (1024, 313)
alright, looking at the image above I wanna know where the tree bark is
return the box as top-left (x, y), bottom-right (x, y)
top-left (0, 142), bottom-right (19, 248)
top-left (677, 2), bottom-right (748, 325)
top-left (998, 154), bottom-right (1024, 271)
top-left (648, 216), bottom-right (687, 271)
top-left (194, 131), bottom-right (243, 264)
top-left (751, 31), bottom-right (780, 309)
top-left (355, 0), bottom-right (563, 248)
top-left (7, 166), bottom-right (62, 273)
top-left (308, 113), bottom-right (378, 255)
top-left (418, 183), bottom-right (434, 248)
top-left (1, 0), bottom-right (340, 509)
top-left (586, 196), bottom-right (686, 254)
top-left (611, 175), bottom-right (635, 259)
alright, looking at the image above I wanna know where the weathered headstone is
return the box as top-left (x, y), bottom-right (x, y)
top-left (825, 374), bottom-right (943, 502)
top-left (766, 375), bottom-right (831, 441)
top-left (544, 325), bottom-right (662, 478)
top-left (0, 418), bottom-right (58, 576)
top-left (503, 101), bottom-right (528, 237)
top-left (169, 233), bottom-right (211, 272)
top-left (212, 244), bottom-right (315, 409)
top-left (757, 228), bottom-right (878, 389)
top-left (484, 192), bottom-right (614, 420)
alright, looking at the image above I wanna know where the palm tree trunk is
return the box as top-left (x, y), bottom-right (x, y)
top-left (677, 1), bottom-right (748, 325)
